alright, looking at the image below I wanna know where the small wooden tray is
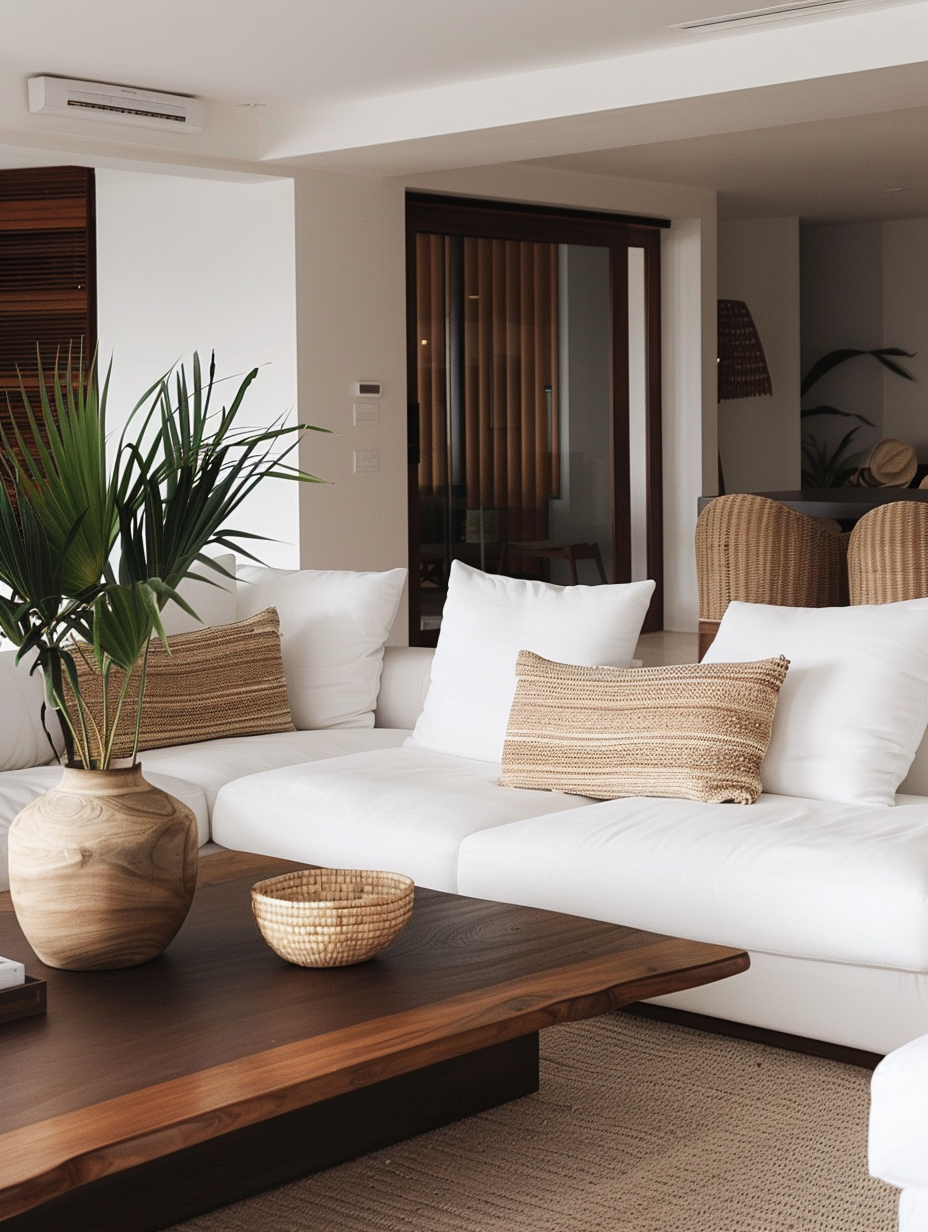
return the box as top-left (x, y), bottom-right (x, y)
top-left (0, 975), bottom-right (47, 1024)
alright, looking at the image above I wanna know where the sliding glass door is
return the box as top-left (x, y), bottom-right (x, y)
top-left (406, 194), bottom-right (665, 644)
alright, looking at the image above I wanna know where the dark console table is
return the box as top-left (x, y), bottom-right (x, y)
top-left (698, 489), bottom-right (928, 523)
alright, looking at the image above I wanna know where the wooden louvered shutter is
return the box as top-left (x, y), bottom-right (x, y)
top-left (0, 166), bottom-right (96, 444)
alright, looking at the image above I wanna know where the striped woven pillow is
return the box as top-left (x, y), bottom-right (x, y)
top-left (500, 650), bottom-right (789, 805)
top-left (67, 607), bottom-right (295, 758)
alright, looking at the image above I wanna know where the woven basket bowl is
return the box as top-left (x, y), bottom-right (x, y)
top-left (251, 868), bottom-right (415, 967)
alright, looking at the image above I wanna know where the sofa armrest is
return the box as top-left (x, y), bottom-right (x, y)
top-left (375, 646), bottom-right (433, 730)
top-left (870, 1032), bottom-right (928, 1193)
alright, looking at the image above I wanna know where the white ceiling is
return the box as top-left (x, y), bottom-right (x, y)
top-left (537, 91), bottom-right (928, 222)
top-left (0, 0), bottom-right (912, 107)
top-left (1, 0), bottom-right (928, 221)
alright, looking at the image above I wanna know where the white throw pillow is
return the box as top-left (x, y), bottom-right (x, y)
top-left (407, 562), bottom-right (655, 764)
top-left (0, 649), bottom-right (61, 770)
top-left (160, 554), bottom-right (237, 636)
top-left (236, 566), bottom-right (406, 730)
top-left (704, 600), bottom-right (928, 807)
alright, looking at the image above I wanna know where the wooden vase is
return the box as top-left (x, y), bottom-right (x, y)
top-left (8, 764), bottom-right (198, 971)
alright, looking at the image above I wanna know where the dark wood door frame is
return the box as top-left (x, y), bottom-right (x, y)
top-left (405, 193), bottom-right (668, 643)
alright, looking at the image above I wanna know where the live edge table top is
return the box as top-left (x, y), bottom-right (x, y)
top-left (0, 851), bottom-right (748, 1223)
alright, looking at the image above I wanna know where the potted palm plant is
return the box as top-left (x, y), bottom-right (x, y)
top-left (0, 352), bottom-right (319, 970)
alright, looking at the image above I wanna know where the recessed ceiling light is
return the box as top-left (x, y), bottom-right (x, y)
top-left (673, 0), bottom-right (889, 32)
top-left (237, 102), bottom-right (267, 109)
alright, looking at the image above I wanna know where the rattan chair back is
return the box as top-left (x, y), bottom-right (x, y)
top-left (696, 493), bottom-right (849, 622)
top-left (847, 501), bottom-right (928, 605)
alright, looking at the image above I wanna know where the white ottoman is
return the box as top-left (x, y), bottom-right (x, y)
top-left (870, 1032), bottom-right (928, 1230)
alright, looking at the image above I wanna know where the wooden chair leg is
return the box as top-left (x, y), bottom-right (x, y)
top-left (567, 549), bottom-right (579, 585)
top-left (590, 544), bottom-right (607, 584)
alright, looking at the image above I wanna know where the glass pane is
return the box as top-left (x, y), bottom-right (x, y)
top-left (415, 233), bottom-right (450, 635)
top-left (414, 236), bottom-right (618, 636)
top-left (547, 243), bottom-right (613, 586)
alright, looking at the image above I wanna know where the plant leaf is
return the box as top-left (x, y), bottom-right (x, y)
top-left (801, 348), bottom-right (916, 396)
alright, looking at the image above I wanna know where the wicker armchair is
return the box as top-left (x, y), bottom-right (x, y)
top-left (696, 494), bottom-right (849, 658)
top-left (847, 501), bottom-right (928, 605)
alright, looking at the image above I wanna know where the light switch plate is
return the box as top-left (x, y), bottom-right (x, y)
top-left (353, 402), bottom-right (379, 426)
top-left (353, 450), bottom-right (380, 473)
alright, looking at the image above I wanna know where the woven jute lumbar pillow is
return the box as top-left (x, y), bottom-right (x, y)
top-left (67, 606), bottom-right (295, 758)
top-left (500, 650), bottom-right (790, 805)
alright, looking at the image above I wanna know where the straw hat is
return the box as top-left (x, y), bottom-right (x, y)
top-left (853, 438), bottom-right (917, 488)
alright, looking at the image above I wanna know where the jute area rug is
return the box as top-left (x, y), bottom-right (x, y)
top-left (172, 1012), bottom-right (897, 1232)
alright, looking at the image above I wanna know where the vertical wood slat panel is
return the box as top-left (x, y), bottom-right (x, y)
top-left (0, 166), bottom-right (96, 451)
top-left (532, 244), bottom-right (550, 524)
top-left (432, 236), bottom-right (447, 491)
top-left (491, 240), bottom-right (508, 527)
top-left (481, 240), bottom-right (498, 515)
top-left (458, 237), bottom-right (560, 546)
top-left (462, 239), bottom-right (480, 508)
top-left (476, 241), bottom-right (494, 512)
top-left (415, 233), bottom-right (449, 498)
top-left (413, 231), bottom-right (561, 566)
top-left (519, 243), bottom-right (535, 538)
top-left (415, 233), bottom-right (433, 493)
top-left (504, 243), bottom-right (522, 540)
top-left (545, 245), bottom-right (557, 533)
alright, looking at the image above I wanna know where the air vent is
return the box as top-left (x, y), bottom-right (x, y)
top-left (28, 77), bottom-right (205, 133)
top-left (673, 0), bottom-right (888, 31)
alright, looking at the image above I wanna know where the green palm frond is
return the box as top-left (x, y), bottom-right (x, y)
top-left (801, 425), bottom-right (867, 489)
top-left (800, 404), bottom-right (875, 427)
top-left (801, 348), bottom-right (916, 396)
top-left (0, 349), bottom-right (324, 770)
top-left (1, 352), bottom-right (117, 597)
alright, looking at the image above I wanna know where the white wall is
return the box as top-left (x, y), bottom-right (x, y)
top-left (883, 220), bottom-right (928, 454)
top-left (292, 163), bottom-right (716, 635)
top-left (95, 169), bottom-right (300, 569)
top-left (718, 217), bottom-right (801, 493)
top-left (800, 219), bottom-right (928, 466)
top-left (293, 173), bottom-right (409, 640)
top-left (663, 216), bottom-right (712, 633)
top-left (800, 222), bottom-right (884, 465)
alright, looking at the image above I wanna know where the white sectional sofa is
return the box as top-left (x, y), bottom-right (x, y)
top-left (4, 564), bottom-right (928, 1061)
top-left (870, 1031), bottom-right (928, 1231)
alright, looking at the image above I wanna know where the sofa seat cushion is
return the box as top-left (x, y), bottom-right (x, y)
top-left (457, 792), bottom-right (928, 971)
top-left (211, 747), bottom-right (595, 894)
top-left (0, 767), bottom-right (210, 892)
top-left (139, 728), bottom-right (411, 811)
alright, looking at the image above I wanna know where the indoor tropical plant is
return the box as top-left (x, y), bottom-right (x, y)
top-left (1, 351), bottom-right (320, 969)
top-left (801, 347), bottom-right (915, 488)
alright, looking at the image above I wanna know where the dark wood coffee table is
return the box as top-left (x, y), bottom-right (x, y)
top-left (0, 851), bottom-right (748, 1231)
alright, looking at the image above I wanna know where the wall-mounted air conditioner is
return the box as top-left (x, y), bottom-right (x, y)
top-left (28, 76), bottom-right (205, 133)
